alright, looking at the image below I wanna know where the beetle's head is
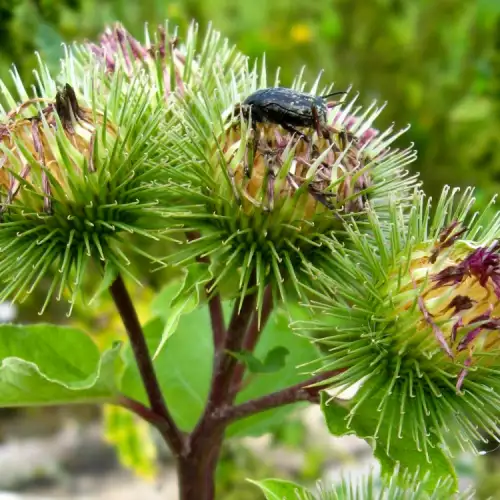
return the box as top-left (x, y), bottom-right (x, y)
top-left (229, 103), bottom-right (253, 130)
top-left (233, 102), bottom-right (251, 120)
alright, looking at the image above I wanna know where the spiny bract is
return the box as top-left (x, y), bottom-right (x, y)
top-left (301, 467), bottom-right (472, 499)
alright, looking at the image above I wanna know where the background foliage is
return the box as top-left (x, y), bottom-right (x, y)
top-left (2, 0), bottom-right (500, 208)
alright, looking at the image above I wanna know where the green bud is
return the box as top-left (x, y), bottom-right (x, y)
top-left (297, 186), bottom-right (500, 455)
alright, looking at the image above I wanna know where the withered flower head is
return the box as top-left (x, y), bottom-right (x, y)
top-left (64, 21), bottom-right (248, 106)
top-left (88, 23), bottom-right (188, 99)
top-left (0, 84), bottom-right (116, 214)
top-left (0, 63), bottom-right (171, 313)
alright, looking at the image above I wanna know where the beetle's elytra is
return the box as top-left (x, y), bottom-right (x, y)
top-left (239, 86), bottom-right (345, 136)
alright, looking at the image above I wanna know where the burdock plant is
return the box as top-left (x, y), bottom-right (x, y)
top-left (0, 19), bottom-right (494, 500)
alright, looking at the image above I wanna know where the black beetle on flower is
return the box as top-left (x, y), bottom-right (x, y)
top-left (230, 86), bottom-right (367, 210)
top-left (237, 86), bottom-right (346, 139)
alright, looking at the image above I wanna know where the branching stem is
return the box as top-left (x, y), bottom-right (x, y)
top-left (216, 369), bottom-right (344, 424)
top-left (110, 260), bottom-right (342, 500)
top-left (109, 275), bottom-right (185, 456)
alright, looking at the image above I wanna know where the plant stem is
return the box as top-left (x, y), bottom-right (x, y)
top-left (178, 293), bottom-right (256, 500)
top-left (207, 292), bottom-right (257, 409)
top-left (111, 264), bottom-right (345, 500)
top-left (109, 275), bottom-right (185, 455)
top-left (116, 395), bottom-right (180, 442)
top-left (177, 440), bottom-right (222, 500)
top-left (230, 285), bottom-right (273, 396)
top-left (208, 293), bottom-right (225, 352)
top-left (187, 230), bottom-right (226, 351)
top-left (216, 369), bottom-right (344, 424)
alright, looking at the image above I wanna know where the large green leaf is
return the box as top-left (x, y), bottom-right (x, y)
top-left (227, 310), bottom-right (320, 437)
top-left (0, 324), bottom-right (120, 406)
top-left (247, 478), bottom-right (313, 500)
top-left (122, 298), bottom-right (320, 436)
top-left (121, 312), bottom-right (213, 431)
top-left (151, 263), bottom-right (211, 358)
top-left (320, 390), bottom-right (458, 494)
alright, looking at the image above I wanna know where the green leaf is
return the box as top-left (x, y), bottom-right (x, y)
top-left (121, 312), bottom-right (214, 432)
top-left (153, 263), bottom-right (211, 358)
top-left (88, 261), bottom-right (118, 305)
top-left (227, 310), bottom-right (320, 438)
top-left (247, 478), bottom-right (314, 500)
top-left (104, 405), bottom-right (158, 479)
top-left (150, 279), bottom-right (185, 320)
top-left (227, 346), bottom-right (289, 374)
top-left (320, 391), bottom-right (458, 494)
top-left (122, 302), bottom-right (319, 436)
top-left (0, 324), bottom-right (121, 406)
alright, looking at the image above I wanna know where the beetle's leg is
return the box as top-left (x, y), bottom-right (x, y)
top-left (227, 166), bottom-right (241, 204)
top-left (266, 166), bottom-right (276, 212)
top-left (339, 128), bottom-right (357, 150)
top-left (312, 105), bottom-right (336, 149)
top-left (323, 124), bottom-right (355, 152)
top-left (280, 123), bottom-right (309, 142)
top-left (311, 105), bottom-right (323, 138)
top-left (262, 148), bottom-right (281, 211)
top-left (244, 124), bottom-right (261, 178)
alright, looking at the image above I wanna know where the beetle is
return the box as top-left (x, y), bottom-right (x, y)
top-left (237, 87), bottom-right (345, 138)
top-left (234, 87), bottom-right (347, 178)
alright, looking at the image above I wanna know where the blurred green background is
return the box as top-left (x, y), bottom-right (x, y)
top-left (2, 0), bottom-right (500, 207)
top-left (1, 0), bottom-right (500, 498)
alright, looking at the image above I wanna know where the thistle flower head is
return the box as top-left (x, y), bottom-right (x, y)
top-left (298, 186), bottom-right (500, 455)
top-left (162, 66), bottom-right (419, 313)
top-left (66, 21), bottom-right (248, 107)
top-left (0, 61), bottom-right (171, 313)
